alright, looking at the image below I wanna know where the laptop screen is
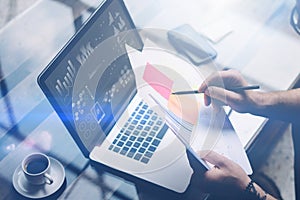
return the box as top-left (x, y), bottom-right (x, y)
top-left (38, 0), bottom-right (143, 156)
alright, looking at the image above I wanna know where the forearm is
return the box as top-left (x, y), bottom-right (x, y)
top-left (251, 88), bottom-right (300, 123)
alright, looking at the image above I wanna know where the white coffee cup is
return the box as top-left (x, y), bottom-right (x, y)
top-left (22, 153), bottom-right (53, 185)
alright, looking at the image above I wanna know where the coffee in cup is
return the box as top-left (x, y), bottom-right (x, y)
top-left (22, 153), bottom-right (53, 185)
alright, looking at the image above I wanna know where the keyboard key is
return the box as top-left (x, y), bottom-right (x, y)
top-left (139, 110), bottom-right (145, 115)
top-left (133, 142), bottom-right (140, 148)
top-left (137, 125), bottom-right (143, 130)
top-left (133, 130), bottom-right (139, 136)
top-left (147, 121), bottom-right (154, 126)
top-left (116, 134), bottom-right (121, 138)
top-left (123, 146), bottom-right (129, 151)
top-left (140, 120), bottom-right (146, 125)
top-left (142, 142), bottom-right (149, 148)
top-left (147, 110), bottom-right (153, 114)
top-left (144, 115), bottom-right (150, 119)
top-left (121, 136), bottom-right (128, 141)
top-left (146, 137), bottom-right (153, 142)
top-left (136, 115), bottom-right (141, 120)
top-left (137, 137), bottom-right (144, 142)
top-left (112, 139), bottom-right (118, 144)
top-left (130, 148), bottom-right (137, 154)
top-left (141, 157), bottom-right (150, 164)
top-left (148, 146), bottom-right (156, 152)
top-left (127, 151), bottom-right (134, 158)
top-left (149, 131), bottom-right (155, 137)
top-left (129, 136), bottom-right (136, 141)
top-left (127, 148), bottom-right (137, 158)
top-left (156, 124), bottom-right (168, 139)
top-left (113, 147), bottom-right (121, 153)
top-left (124, 122), bottom-right (129, 128)
top-left (152, 139), bottom-right (160, 146)
top-left (153, 126), bottom-right (159, 131)
top-left (151, 115), bottom-right (157, 120)
top-left (108, 145), bottom-right (114, 150)
top-left (132, 120), bottom-right (138, 125)
top-left (156, 120), bottom-right (163, 125)
top-left (125, 141), bottom-right (133, 147)
top-left (117, 141), bottom-right (124, 147)
top-left (141, 131), bottom-right (147, 137)
top-left (142, 105), bottom-right (148, 109)
top-left (144, 126), bottom-right (151, 131)
top-left (145, 151), bottom-right (153, 158)
top-left (120, 147), bottom-right (129, 155)
top-left (125, 130), bottom-right (131, 136)
top-left (128, 125), bottom-right (135, 130)
top-left (138, 147), bottom-right (146, 153)
top-left (134, 153), bottom-right (142, 161)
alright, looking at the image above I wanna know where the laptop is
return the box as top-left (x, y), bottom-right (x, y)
top-left (37, 0), bottom-right (201, 193)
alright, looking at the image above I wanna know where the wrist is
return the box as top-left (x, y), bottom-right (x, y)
top-left (249, 91), bottom-right (270, 117)
top-left (244, 180), bottom-right (268, 200)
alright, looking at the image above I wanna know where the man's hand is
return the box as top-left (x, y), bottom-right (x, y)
top-left (198, 69), bottom-right (261, 114)
top-left (196, 151), bottom-right (251, 198)
top-left (191, 151), bottom-right (277, 199)
top-left (199, 69), bottom-right (300, 123)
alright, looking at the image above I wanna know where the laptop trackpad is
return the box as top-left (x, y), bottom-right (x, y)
top-left (132, 150), bottom-right (193, 193)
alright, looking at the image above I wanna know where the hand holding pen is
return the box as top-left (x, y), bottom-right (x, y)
top-left (174, 69), bottom-right (262, 114)
top-left (172, 85), bottom-right (260, 95)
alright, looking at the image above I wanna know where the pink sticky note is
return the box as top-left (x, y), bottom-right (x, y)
top-left (143, 62), bottom-right (173, 100)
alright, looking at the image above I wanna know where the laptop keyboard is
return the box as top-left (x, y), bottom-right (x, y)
top-left (108, 101), bottom-right (168, 164)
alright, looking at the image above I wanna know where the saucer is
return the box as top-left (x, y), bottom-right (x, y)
top-left (13, 157), bottom-right (65, 199)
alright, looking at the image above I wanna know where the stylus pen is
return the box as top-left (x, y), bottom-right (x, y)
top-left (172, 85), bottom-right (260, 95)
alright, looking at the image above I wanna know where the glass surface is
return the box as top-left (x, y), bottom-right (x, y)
top-left (0, 1), bottom-right (177, 199)
top-left (0, 0), bottom-right (106, 199)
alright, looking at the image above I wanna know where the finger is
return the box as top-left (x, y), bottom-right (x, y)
top-left (201, 151), bottom-right (228, 167)
top-left (205, 86), bottom-right (241, 107)
top-left (205, 87), bottom-right (227, 105)
top-left (204, 94), bottom-right (211, 106)
top-left (200, 70), bottom-right (247, 92)
top-left (198, 81), bottom-right (208, 93)
top-left (202, 71), bottom-right (226, 87)
top-left (199, 71), bottom-right (225, 93)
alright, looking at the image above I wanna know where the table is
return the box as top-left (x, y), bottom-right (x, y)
top-left (0, 0), bottom-right (299, 199)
